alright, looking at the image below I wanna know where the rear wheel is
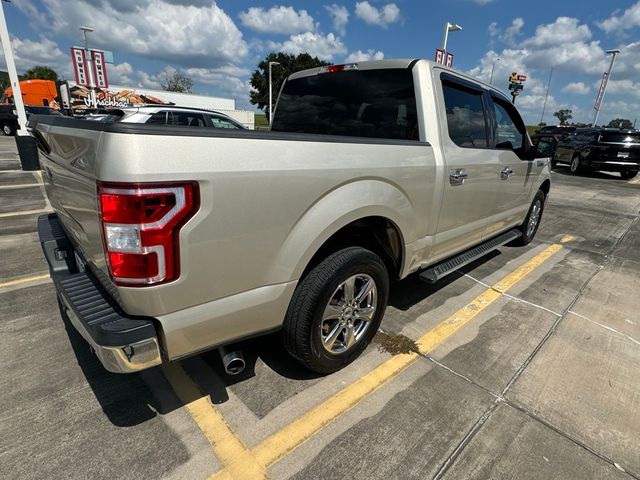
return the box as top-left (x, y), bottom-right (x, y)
top-left (570, 155), bottom-right (584, 175)
top-left (282, 247), bottom-right (389, 374)
top-left (511, 190), bottom-right (545, 246)
top-left (620, 170), bottom-right (638, 180)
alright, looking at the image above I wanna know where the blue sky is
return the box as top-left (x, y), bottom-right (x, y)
top-left (2, 0), bottom-right (640, 125)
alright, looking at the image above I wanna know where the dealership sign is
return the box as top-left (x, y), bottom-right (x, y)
top-left (70, 47), bottom-right (89, 86)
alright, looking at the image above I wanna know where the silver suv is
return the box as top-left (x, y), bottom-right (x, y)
top-left (121, 105), bottom-right (246, 129)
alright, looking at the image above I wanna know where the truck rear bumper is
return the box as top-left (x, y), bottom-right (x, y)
top-left (38, 213), bottom-right (162, 373)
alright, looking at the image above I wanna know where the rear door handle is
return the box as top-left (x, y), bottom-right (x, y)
top-left (449, 169), bottom-right (468, 185)
top-left (500, 167), bottom-right (514, 179)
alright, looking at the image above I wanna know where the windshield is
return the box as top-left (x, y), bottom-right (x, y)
top-left (272, 68), bottom-right (419, 141)
top-left (600, 132), bottom-right (640, 144)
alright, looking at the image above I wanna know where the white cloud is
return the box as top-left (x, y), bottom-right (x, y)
top-left (270, 32), bottom-right (347, 61)
top-left (562, 82), bottom-right (591, 95)
top-left (325, 4), bottom-right (350, 36)
top-left (239, 6), bottom-right (315, 35)
top-left (38, 0), bottom-right (248, 68)
top-left (597, 1), bottom-right (640, 34)
top-left (355, 2), bottom-right (400, 28)
top-left (489, 18), bottom-right (524, 45)
top-left (0, 36), bottom-right (70, 77)
top-left (522, 17), bottom-right (591, 48)
top-left (344, 49), bottom-right (384, 62)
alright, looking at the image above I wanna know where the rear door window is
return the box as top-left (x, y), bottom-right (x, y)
top-left (145, 111), bottom-right (168, 125)
top-left (208, 115), bottom-right (242, 129)
top-left (167, 111), bottom-right (206, 127)
top-left (272, 68), bottom-right (419, 141)
top-left (442, 81), bottom-right (488, 148)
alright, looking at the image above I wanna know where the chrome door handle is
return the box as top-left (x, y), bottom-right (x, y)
top-left (449, 169), bottom-right (468, 185)
top-left (500, 167), bottom-right (514, 180)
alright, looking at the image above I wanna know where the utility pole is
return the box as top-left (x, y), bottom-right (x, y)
top-left (0, 0), bottom-right (27, 135)
top-left (268, 61), bottom-right (280, 125)
top-left (593, 49), bottom-right (620, 127)
top-left (540, 68), bottom-right (553, 125)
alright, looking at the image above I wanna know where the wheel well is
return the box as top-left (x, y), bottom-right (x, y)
top-left (539, 179), bottom-right (550, 197)
top-left (302, 216), bottom-right (404, 280)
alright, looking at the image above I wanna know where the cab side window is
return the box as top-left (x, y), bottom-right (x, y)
top-left (491, 97), bottom-right (524, 151)
top-left (145, 111), bottom-right (168, 125)
top-left (442, 82), bottom-right (488, 148)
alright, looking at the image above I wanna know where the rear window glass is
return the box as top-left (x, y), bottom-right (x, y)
top-left (600, 132), bottom-right (640, 143)
top-left (271, 68), bottom-right (419, 141)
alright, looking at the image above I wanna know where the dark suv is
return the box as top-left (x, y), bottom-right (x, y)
top-left (553, 128), bottom-right (640, 179)
top-left (531, 125), bottom-right (576, 143)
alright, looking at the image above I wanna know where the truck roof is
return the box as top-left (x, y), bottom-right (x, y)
top-left (287, 59), bottom-right (511, 100)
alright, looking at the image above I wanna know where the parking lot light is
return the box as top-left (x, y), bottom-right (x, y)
top-left (268, 61), bottom-right (280, 125)
top-left (593, 49), bottom-right (621, 127)
top-left (442, 22), bottom-right (462, 52)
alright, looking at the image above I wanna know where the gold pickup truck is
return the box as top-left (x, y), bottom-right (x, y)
top-left (32, 59), bottom-right (551, 375)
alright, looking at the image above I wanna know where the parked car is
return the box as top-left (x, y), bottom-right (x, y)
top-left (31, 59), bottom-right (551, 376)
top-left (530, 125), bottom-right (576, 144)
top-left (0, 105), bottom-right (63, 135)
top-left (119, 105), bottom-right (246, 129)
top-left (553, 128), bottom-right (640, 179)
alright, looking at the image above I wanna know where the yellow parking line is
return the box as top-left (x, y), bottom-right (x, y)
top-left (0, 208), bottom-right (52, 219)
top-left (249, 240), bottom-right (567, 473)
top-left (162, 363), bottom-right (268, 480)
top-left (0, 272), bottom-right (50, 289)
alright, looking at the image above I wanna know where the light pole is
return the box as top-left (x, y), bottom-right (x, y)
top-left (268, 61), bottom-right (280, 125)
top-left (0, 0), bottom-right (27, 135)
top-left (540, 68), bottom-right (553, 125)
top-left (593, 49), bottom-right (620, 127)
top-left (442, 22), bottom-right (462, 52)
top-left (80, 26), bottom-right (96, 107)
top-left (489, 57), bottom-right (500, 84)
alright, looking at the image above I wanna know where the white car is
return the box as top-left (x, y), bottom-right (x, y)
top-left (120, 105), bottom-right (247, 129)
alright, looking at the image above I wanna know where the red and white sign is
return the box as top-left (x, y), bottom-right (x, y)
top-left (91, 50), bottom-right (109, 89)
top-left (434, 48), bottom-right (454, 67)
top-left (445, 52), bottom-right (454, 67)
top-left (71, 47), bottom-right (89, 87)
top-left (594, 72), bottom-right (608, 110)
top-left (517, 74), bottom-right (527, 82)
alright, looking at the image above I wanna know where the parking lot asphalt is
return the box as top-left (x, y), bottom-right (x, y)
top-left (1, 134), bottom-right (639, 480)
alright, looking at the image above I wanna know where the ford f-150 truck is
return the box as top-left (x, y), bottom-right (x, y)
top-left (31, 59), bottom-right (551, 375)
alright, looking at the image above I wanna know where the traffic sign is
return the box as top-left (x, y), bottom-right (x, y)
top-left (517, 74), bottom-right (527, 82)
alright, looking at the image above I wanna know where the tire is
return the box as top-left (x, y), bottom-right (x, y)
top-left (569, 155), bottom-right (584, 175)
top-left (2, 123), bottom-right (15, 136)
top-left (282, 246), bottom-right (389, 374)
top-left (620, 170), bottom-right (638, 180)
top-left (511, 190), bottom-right (545, 246)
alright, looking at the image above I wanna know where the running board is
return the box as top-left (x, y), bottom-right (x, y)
top-left (419, 229), bottom-right (522, 284)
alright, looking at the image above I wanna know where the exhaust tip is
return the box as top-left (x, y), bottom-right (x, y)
top-left (220, 347), bottom-right (246, 375)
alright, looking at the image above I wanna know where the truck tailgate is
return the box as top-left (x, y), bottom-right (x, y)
top-left (34, 120), bottom-right (112, 287)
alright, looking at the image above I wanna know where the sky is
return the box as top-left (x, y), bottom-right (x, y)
top-left (1, 0), bottom-right (639, 125)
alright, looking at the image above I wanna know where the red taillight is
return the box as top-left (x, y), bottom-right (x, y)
top-left (98, 182), bottom-right (199, 286)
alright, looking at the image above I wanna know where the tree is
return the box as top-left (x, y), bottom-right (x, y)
top-left (606, 118), bottom-right (633, 129)
top-left (553, 109), bottom-right (573, 125)
top-left (161, 71), bottom-right (193, 93)
top-left (250, 52), bottom-right (330, 121)
top-left (22, 66), bottom-right (58, 81)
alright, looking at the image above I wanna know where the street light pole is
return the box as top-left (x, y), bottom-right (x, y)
top-left (489, 57), bottom-right (500, 84)
top-left (442, 22), bottom-right (462, 52)
top-left (540, 68), bottom-right (553, 125)
top-left (0, 0), bottom-right (28, 135)
top-left (593, 49), bottom-right (620, 127)
top-left (268, 61), bottom-right (280, 125)
top-left (80, 26), bottom-right (96, 107)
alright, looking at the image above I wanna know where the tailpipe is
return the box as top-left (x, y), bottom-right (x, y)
top-left (219, 346), bottom-right (245, 375)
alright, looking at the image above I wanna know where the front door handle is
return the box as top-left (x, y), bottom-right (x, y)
top-left (449, 168), bottom-right (468, 185)
top-left (500, 167), bottom-right (514, 180)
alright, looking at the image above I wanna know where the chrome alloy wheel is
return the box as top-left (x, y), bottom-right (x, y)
top-left (527, 200), bottom-right (542, 238)
top-left (320, 274), bottom-right (377, 354)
